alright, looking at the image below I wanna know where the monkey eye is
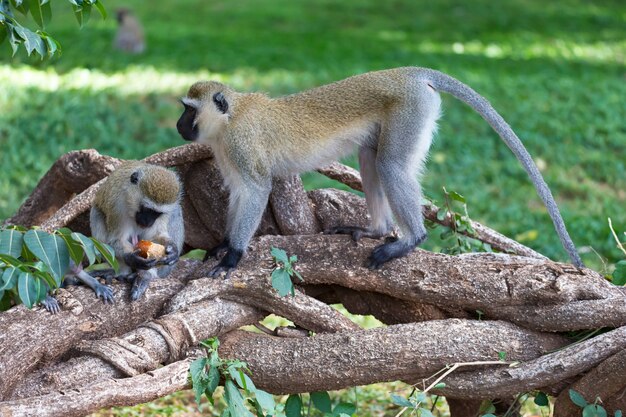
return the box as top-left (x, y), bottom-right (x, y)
top-left (130, 171), bottom-right (140, 184)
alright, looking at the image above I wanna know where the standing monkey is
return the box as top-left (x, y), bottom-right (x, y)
top-left (177, 67), bottom-right (584, 277)
top-left (90, 161), bottom-right (184, 300)
top-left (113, 8), bottom-right (145, 54)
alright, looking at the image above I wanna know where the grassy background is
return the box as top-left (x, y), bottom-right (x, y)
top-left (0, 0), bottom-right (624, 414)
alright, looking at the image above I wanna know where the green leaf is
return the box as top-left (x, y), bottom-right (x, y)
top-left (57, 229), bottom-right (85, 265)
top-left (0, 254), bottom-right (22, 268)
top-left (333, 402), bottom-right (356, 416)
top-left (391, 394), bottom-right (414, 408)
top-left (285, 394), bottom-right (302, 417)
top-left (569, 389), bottom-right (588, 408)
top-left (255, 389), bottom-right (275, 414)
top-left (39, 30), bottom-right (60, 56)
top-left (448, 190), bottom-right (466, 203)
top-left (10, 0), bottom-right (29, 15)
top-left (73, 4), bottom-right (89, 27)
top-left (271, 268), bottom-right (293, 297)
top-left (207, 365), bottom-right (220, 396)
top-left (481, 414), bottom-right (497, 417)
top-left (90, 237), bottom-right (119, 272)
top-left (13, 24), bottom-right (45, 57)
top-left (498, 351), bottom-right (506, 361)
top-left (615, 410), bottom-right (622, 417)
top-left (612, 261), bottom-right (626, 286)
top-left (419, 408), bottom-right (435, 417)
top-left (224, 379), bottom-right (254, 417)
top-left (93, 0), bottom-right (106, 19)
top-left (189, 358), bottom-right (209, 407)
top-left (583, 404), bottom-right (607, 417)
top-left (71, 232), bottom-right (95, 264)
top-left (18, 271), bottom-right (43, 308)
top-left (230, 367), bottom-right (256, 393)
top-left (0, 229), bottom-right (24, 258)
top-left (0, 267), bottom-right (19, 291)
top-left (28, 0), bottom-right (51, 28)
top-left (271, 247), bottom-right (289, 265)
top-left (436, 208), bottom-right (447, 221)
top-left (534, 392), bottom-right (549, 407)
top-left (24, 230), bottom-right (69, 286)
top-left (433, 382), bottom-right (446, 389)
top-left (311, 392), bottom-right (332, 414)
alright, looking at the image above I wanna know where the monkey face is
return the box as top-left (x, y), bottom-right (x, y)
top-left (176, 102), bottom-right (199, 141)
top-left (135, 205), bottom-right (162, 228)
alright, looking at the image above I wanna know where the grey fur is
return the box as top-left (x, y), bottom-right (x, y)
top-left (414, 68), bottom-right (583, 267)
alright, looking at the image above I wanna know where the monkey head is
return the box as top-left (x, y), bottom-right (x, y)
top-left (95, 162), bottom-right (181, 230)
top-left (177, 81), bottom-right (231, 144)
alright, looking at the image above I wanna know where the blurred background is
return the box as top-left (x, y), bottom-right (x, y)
top-left (0, 0), bottom-right (624, 415)
top-left (1, 0), bottom-right (624, 267)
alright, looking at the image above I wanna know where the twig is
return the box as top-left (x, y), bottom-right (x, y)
top-left (609, 218), bottom-right (626, 256)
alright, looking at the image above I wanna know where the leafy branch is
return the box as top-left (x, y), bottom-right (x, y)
top-left (0, 0), bottom-right (106, 59)
top-left (0, 225), bottom-right (117, 309)
top-left (270, 247), bottom-right (303, 297)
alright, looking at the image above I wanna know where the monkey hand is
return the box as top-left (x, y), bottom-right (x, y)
top-left (124, 250), bottom-right (158, 270)
top-left (158, 243), bottom-right (180, 266)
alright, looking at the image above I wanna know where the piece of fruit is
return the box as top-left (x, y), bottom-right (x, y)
top-left (136, 240), bottom-right (166, 259)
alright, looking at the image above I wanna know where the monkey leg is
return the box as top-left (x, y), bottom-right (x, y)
top-left (130, 269), bottom-right (158, 301)
top-left (209, 181), bottom-right (271, 279)
top-left (369, 100), bottom-right (438, 269)
top-left (41, 295), bottom-right (61, 314)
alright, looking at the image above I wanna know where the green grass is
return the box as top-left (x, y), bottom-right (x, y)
top-left (1, 1), bottom-right (625, 414)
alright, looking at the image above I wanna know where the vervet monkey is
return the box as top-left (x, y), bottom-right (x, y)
top-left (90, 161), bottom-right (184, 300)
top-left (114, 8), bottom-right (145, 54)
top-left (177, 67), bottom-right (584, 277)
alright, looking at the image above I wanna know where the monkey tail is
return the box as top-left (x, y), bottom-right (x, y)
top-left (416, 67), bottom-right (584, 268)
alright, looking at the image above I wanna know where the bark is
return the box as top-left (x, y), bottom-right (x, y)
top-left (217, 321), bottom-right (566, 394)
top-left (168, 235), bottom-right (622, 332)
top-left (0, 358), bottom-right (195, 417)
top-left (10, 299), bottom-right (262, 399)
top-left (430, 326), bottom-right (626, 399)
top-left (1, 149), bottom-right (624, 416)
top-left (0, 259), bottom-right (199, 400)
top-left (553, 347), bottom-right (626, 417)
top-left (5, 149), bottom-right (119, 227)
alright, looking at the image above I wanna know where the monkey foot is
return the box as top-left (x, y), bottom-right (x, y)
top-left (94, 284), bottom-right (115, 304)
top-left (41, 295), bottom-right (61, 314)
top-left (208, 265), bottom-right (235, 280)
top-left (324, 226), bottom-right (386, 242)
top-left (367, 238), bottom-right (423, 269)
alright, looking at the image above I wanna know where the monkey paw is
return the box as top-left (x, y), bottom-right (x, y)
top-left (367, 240), bottom-right (415, 269)
top-left (94, 284), bottom-right (115, 304)
top-left (208, 265), bottom-right (235, 280)
top-left (41, 295), bottom-right (61, 314)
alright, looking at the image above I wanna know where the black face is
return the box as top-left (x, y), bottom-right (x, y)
top-left (135, 205), bottom-right (162, 228)
top-left (176, 103), bottom-right (199, 141)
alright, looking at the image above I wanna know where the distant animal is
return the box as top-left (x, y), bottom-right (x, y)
top-left (90, 161), bottom-right (184, 300)
top-left (114, 8), bottom-right (145, 54)
top-left (177, 67), bottom-right (583, 278)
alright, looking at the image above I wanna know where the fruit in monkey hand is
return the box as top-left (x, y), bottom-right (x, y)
top-left (136, 240), bottom-right (166, 259)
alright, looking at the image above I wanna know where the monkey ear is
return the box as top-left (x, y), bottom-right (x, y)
top-left (130, 171), bottom-right (140, 184)
top-left (212, 92), bottom-right (229, 114)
